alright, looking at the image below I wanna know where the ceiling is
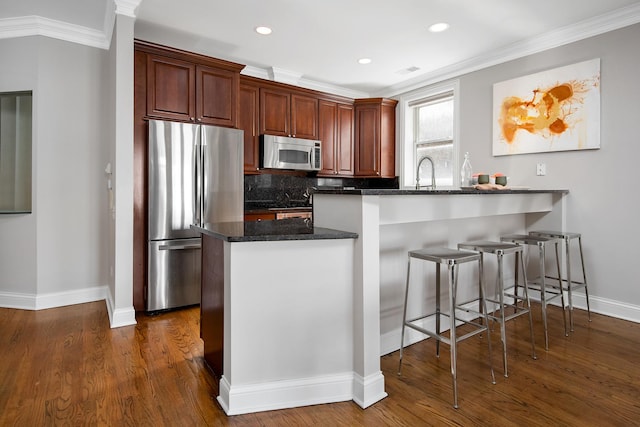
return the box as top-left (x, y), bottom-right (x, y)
top-left (2, 0), bottom-right (640, 97)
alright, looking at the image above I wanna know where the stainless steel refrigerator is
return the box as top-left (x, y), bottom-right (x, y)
top-left (147, 119), bottom-right (243, 312)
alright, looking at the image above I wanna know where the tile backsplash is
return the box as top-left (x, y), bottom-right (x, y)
top-left (244, 174), bottom-right (398, 210)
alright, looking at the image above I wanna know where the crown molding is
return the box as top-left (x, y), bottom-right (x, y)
top-left (114, 0), bottom-right (142, 18)
top-left (268, 67), bottom-right (303, 85)
top-left (241, 65), bottom-right (271, 80)
top-left (241, 65), bottom-right (368, 99)
top-left (0, 15), bottom-right (110, 49)
top-left (379, 2), bottom-right (640, 98)
top-left (0, 1), bottom-right (142, 51)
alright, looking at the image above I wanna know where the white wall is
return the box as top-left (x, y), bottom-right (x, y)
top-left (453, 24), bottom-right (640, 316)
top-left (109, 13), bottom-right (136, 326)
top-left (0, 36), bottom-right (110, 309)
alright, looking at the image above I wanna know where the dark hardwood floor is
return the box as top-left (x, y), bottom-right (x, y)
top-left (1, 301), bottom-right (639, 426)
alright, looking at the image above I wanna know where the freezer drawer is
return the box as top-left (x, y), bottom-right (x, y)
top-left (147, 238), bottom-right (201, 312)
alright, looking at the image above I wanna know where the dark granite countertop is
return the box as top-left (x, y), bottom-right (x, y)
top-left (192, 218), bottom-right (357, 242)
top-left (312, 187), bottom-right (568, 195)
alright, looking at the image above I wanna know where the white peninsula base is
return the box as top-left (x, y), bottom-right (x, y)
top-left (195, 220), bottom-right (370, 415)
top-left (313, 189), bottom-right (567, 406)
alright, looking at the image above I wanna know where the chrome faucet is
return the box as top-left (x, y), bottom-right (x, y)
top-left (416, 156), bottom-right (436, 190)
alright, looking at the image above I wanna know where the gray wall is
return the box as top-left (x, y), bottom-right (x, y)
top-left (0, 36), bottom-right (110, 307)
top-left (456, 23), bottom-right (640, 314)
top-left (0, 38), bottom-right (38, 297)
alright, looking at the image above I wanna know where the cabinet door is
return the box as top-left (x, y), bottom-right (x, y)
top-left (319, 101), bottom-right (354, 176)
top-left (336, 104), bottom-right (354, 176)
top-left (318, 100), bottom-right (337, 175)
top-left (196, 65), bottom-right (238, 127)
top-left (260, 88), bottom-right (290, 136)
top-left (239, 83), bottom-right (260, 173)
top-left (379, 101), bottom-right (396, 178)
top-left (355, 104), bottom-right (380, 176)
top-left (147, 54), bottom-right (195, 121)
top-left (291, 94), bottom-right (318, 139)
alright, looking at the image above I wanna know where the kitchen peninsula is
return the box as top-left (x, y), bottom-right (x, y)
top-left (192, 219), bottom-right (359, 415)
top-left (312, 188), bottom-right (569, 409)
top-left (194, 189), bottom-right (568, 415)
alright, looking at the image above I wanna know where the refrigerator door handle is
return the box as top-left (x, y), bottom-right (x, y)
top-left (194, 129), bottom-right (202, 226)
top-left (158, 243), bottom-right (202, 251)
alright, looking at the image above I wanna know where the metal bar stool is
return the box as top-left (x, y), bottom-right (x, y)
top-left (457, 241), bottom-right (537, 377)
top-left (398, 247), bottom-right (495, 409)
top-left (529, 230), bottom-right (592, 331)
top-left (500, 234), bottom-right (567, 350)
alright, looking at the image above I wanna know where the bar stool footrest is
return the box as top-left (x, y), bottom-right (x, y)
top-left (404, 310), bottom-right (489, 346)
top-left (543, 275), bottom-right (588, 291)
top-left (485, 297), bottom-right (531, 323)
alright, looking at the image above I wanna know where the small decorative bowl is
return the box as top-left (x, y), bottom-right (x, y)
top-left (495, 176), bottom-right (507, 186)
top-left (478, 174), bottom-right (490, 184)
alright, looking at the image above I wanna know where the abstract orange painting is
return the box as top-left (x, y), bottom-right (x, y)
top-left (493, 59), bottom-right (600, 156)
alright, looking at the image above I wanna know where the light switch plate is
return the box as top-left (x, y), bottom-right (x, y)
top-left (536, 163), bottom-right (546, 176)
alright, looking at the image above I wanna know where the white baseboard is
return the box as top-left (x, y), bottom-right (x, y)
top-left (351, 371), bottom-right (388, 409)
top-left (0, 285), bottom-right (136, 329)
top-left (0, 286), bottom-right (107, 310)
top-left (0, 291), bottom-right (36, 310)
top-left (105, 286), bottom-right (137, 328)
top-left (218, 372), bottom-right (356, 415)
top-left (568, 293), bottom-right (640, 323)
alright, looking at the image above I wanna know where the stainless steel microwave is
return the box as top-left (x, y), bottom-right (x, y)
top-left (260, 134), bottom-right (322, 171)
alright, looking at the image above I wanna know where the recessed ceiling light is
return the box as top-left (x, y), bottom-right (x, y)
top-left (428, 22), bottom-right (450, 33)
top-left (255, 26), bottom-right (272, 35)
top-left (358, 58), bottom-right (372, 65)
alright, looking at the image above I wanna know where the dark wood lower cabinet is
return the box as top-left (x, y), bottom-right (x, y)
top-left (200, 234), bottom-right (224, 377)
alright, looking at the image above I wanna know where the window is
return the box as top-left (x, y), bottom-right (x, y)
top-left (399, 81), bottom-right (459, 189)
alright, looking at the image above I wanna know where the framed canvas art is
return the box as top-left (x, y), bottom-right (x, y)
top-left (492, 58), bottom-right (600, 156)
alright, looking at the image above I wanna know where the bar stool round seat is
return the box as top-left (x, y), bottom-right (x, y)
top-left (500, 234), bottom-right (566, 350)
top-left (398, 246), bottom-right (495, 409)
top-left (457, 240), bottom-right (537, 377)
top-left (529, 230), bottom-right (592, 331)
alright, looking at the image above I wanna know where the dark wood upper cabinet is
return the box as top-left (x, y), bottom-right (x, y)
top-left (147, 54), bottom-right (196, 122)
top-left (318, 100), bottom-right (336, 175)
top-left (260, 88), bottom-right (290, 136)
top-left (137, 40), bottom-right (244, 127)
top-left (239, 82), bottom-right (260, 173)
top-left (291, 94), bottom-right (318, 140)
top-left (337, 103), bottom-right (355, 176)
top-left (260, 88), bottom-right (318, 139)
top-left (196, 65), bottom-right (239, 127)
top-left (319, 100), bottom-right (354, 176)
top-left (354, 98), bottom-right (397, 178)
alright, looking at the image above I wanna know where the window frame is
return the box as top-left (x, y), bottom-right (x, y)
top-left (397, 80), bottom-right (460, 189)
